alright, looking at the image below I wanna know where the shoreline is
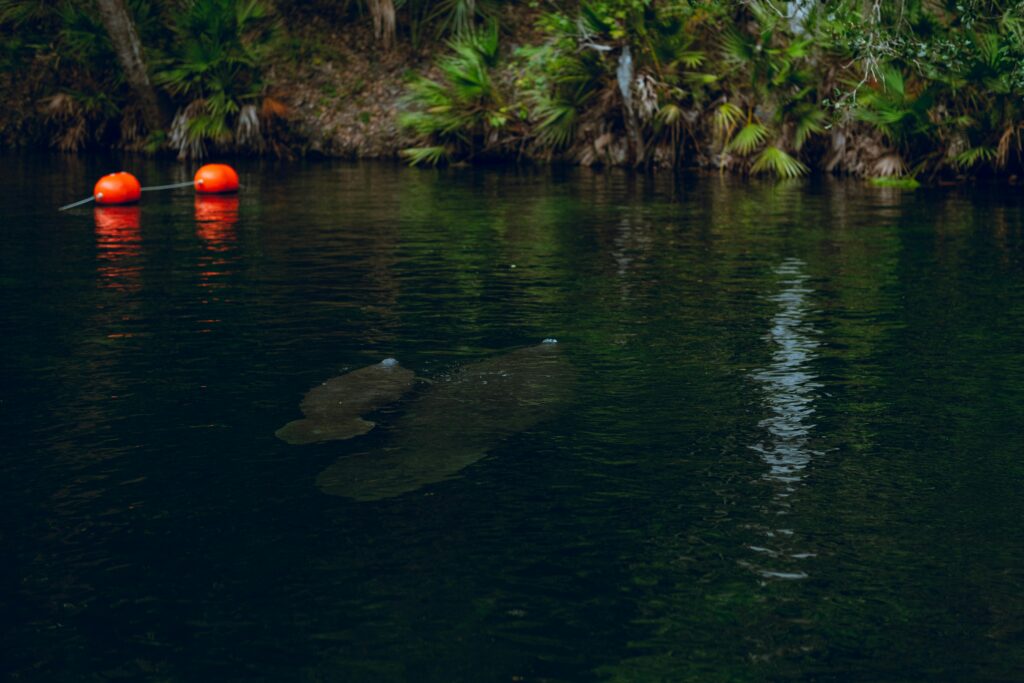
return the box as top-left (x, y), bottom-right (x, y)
top-left (5, 3), bottom-right (1024, 186)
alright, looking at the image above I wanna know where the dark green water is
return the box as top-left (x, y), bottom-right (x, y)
top-left (3, 155), bottom-right (1024, 682)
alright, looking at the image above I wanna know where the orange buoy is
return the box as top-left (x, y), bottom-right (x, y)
top-left (194, 163), bottom-right (240, 194)
top-left (94, 172), bottom-right (142, 206)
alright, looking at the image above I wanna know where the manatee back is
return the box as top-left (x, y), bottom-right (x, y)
top-left (300, 362), bottom-right (415, 420)
top-left (317, 343), bottom-right (576, 499)
top-left (392, 342), bottom-right (575, 444)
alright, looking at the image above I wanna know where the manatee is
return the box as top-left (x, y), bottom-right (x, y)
top-left (316, 341), bottom-right (575, 501)
top-left (276, 358), bottom-right (416, 445)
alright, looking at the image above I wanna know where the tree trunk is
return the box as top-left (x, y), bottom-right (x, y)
top-left (616, 46), bottom-right (641, 166)
top-left (94, 0), bottom-right (166, 134)
top-left (368, 0), bottom-right (396, 48)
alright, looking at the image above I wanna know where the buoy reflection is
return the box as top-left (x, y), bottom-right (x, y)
top-left (195, 195), bottom-right (239, 299)
top-left (195, 195), bottom-right (238, 249)
top-left (94, 206), bottom-right (142, 291)
top-left (95, 205), bottom-right (141, 233)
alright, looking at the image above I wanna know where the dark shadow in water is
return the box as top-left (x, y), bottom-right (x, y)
top-left (316, 342), bottom-right (577, 501)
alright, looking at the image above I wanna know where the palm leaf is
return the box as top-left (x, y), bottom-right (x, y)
top-left (953, 146), bottom-right (996, 169)
top-left (878, 65), bottom-right (905, 97)
top-left (726, 122), bottom-right (770, 155)
top-left (793, 106), bottom-right (826, 150)
top-left (721, 28), bottom-right (754, 64)
top-left (751, 146), bottom-right (809, 178)
top-left (656, 103), bottom-right (684, 127)
top-left (401, 146), bottom-right (450, 166)
top-left (972, 31), bottom-right (1001, 69)
top-left (713, 102), bottom-right (743, 139)
top-left (534, 99), bottom-right (579, 148)
top-left (679, 51), bottom-right (705, 69)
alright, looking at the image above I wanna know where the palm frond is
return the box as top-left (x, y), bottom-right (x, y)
top-left (953, 146), bottom-right (996, 169)
top-left (0, 0), bottom-right (50, 25)
top-left (721, 28), bottom-right (754, 64)
top-left (713, 102), bottom-right (743, 139)
top-left (751, 145), bottom-right (809, 178)
top-left (877, 65), bottom-right (905, 98)
top-left (679, 51), bottom-right (705, 69)
top-left (428, 0), bottom-right (494, 37)
top-left (656, 103), bottom-right (684, 127)
top-left (534, 98), bottom-right (579, 148)
top-left (792, 106), bottom-right (826, 150)
top-left (726, 122), bottom-right (770, 155)
top-left (401, 145), bottom-right (450, 166)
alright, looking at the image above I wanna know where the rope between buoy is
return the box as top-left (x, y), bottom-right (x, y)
top-left (58, 196), bottom-right (97, 212)
top-left (140, 180), bottom-right (195, 192)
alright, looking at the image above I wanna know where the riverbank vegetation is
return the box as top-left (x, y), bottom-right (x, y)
top-left (4, 1), bottom-right (1024, 181)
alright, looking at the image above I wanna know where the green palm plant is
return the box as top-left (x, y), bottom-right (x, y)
top-left (855, 67), bottom-right (935, 145)
top-left (643, 11), bottom-right (714, 165)
top-left (942, 21), bottom-right (1024, 172)
top-left (156, 0), bottom-right (280, 158)
top-left (826, 0), bottom-right (1024, 177)
top-left (520, 1), bottom-right (715, 165)
top-left (853, 65), bottom-right (939, 176)
top-left (716, 0), bottom-right (823, 177)
top-left (425, 0), bottom-right (492, 37)
top-left (400, 22), bottom-right (511, 165)
top-left (531, 88), bottom-right (590, 151)
top-left (515, 36), bottom-right (605, 156)
top-left (1, 0), bottom-right (167, 150)
top-left (0, 0), bottom-right (52, 26)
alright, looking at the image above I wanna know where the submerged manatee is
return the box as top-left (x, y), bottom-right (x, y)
top-left (276, 358), bottom-right (416, 445)
top-left (316, 341), bottom-right (575, 501)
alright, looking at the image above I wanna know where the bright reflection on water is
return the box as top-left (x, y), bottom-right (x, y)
top-left (3, 155), bottom-right (1024, 682)
top-left (751, 258), bottom-right (822, 485)
top-left (746, 259), bottom-right (822, 580)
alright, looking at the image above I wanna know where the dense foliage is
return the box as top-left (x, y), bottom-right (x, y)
top-left (402, 0), bottom-right (1024, 179)
top-left (1, 0), bottom-right (285, 157)
top-left (4, 0), bottom-right (1024, 179)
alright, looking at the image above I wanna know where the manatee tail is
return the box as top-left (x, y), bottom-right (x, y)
top-left (275, 417), bottom-right (375, 445)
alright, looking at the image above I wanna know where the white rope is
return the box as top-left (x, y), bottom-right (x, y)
top-left (140, 180), bottom-right (195, 192)
top-left (58, 196), bottom-right (96, 212)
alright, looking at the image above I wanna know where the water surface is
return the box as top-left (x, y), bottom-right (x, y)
top-left (3, 155), bottom-right (1023, 682)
